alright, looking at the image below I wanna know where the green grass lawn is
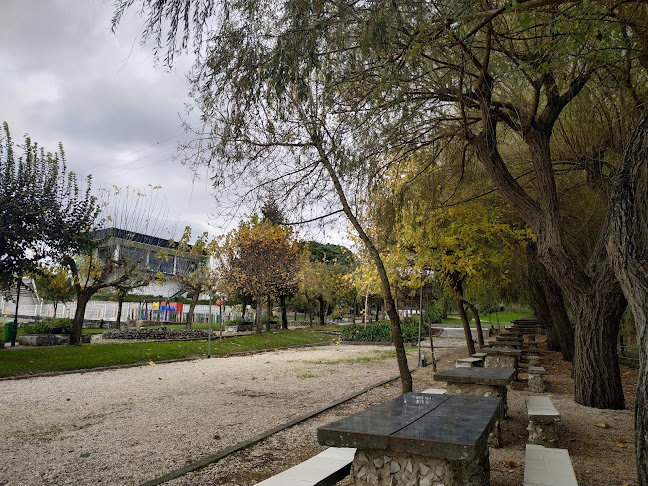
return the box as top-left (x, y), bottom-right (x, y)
top-left (439, 311), bottom-right (532, 327)
top-left (0, 330), bottom-right (337, 378)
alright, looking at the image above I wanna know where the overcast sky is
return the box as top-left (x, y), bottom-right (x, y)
top-left (0, 0), bottom-right (241, 242)
top-left (1, 0), bottom-right (350, 247)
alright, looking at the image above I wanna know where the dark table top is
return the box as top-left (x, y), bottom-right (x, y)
top-left (480, 346), bottom-right (522, 356)
top-left (317, 393), bottom-right (502, 461)
top-left (433, 367), bottom-right (516, 386)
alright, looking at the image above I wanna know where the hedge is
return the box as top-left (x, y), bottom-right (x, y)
top-left (341, 321), bottom-right (429, 343)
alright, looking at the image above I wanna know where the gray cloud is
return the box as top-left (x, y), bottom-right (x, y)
top-left (0, 0), bottom-right (212, 239)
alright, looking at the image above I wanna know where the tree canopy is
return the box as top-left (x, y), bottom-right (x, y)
top-left (0, 122), bottom-right (99, 291)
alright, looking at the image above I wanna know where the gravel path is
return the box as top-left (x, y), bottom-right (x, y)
top-left (0, 343), bottom-right (432, 486)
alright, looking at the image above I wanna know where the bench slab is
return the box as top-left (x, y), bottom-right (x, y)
top-left (526, 396), bottom-right (560, 423)
top-left (255, 447), bottom-right (355, 485)
top-left (523, 444), bottom-right (577, 486)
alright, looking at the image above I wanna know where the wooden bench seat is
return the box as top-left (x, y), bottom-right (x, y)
top-left (524, 444), bottom-right (578, 485)
top-left (255, 447), bottom-right (355, 485)
top-left (526, 396), bottom-right (561, 447)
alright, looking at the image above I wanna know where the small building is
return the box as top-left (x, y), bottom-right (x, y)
top-left (94, 227), bottom-right (203, 298)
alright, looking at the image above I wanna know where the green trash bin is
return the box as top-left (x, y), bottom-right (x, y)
top-left (4, 322), bottom-right (11, 340)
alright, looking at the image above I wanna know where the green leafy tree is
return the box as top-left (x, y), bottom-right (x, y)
top-left (0, 122), bottom-right (99, 291)
top-left (216, 217), bottom-right (301, 334)
top-left (33, 266), bottom-right (76, 317)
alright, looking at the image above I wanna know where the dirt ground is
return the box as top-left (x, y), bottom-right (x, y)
top-left (169, 340), bottom-right (639, 486)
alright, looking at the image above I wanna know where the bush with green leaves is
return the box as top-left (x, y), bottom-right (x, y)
top-left (22, 317), bottom-right (73, 334)
top-left (341, 321), bottom-right (429, 342)
top-left (424, 301), bottom-right (443, 325)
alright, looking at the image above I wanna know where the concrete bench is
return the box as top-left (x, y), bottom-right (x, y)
top-left (528, 366), bottom-right (546, 393)
top-left (255, 447), bottom-right (356, 485)
top-left (523, 444), bottom-right (577, 485)
top-left (456, 357), bottom-right (483, 368)
top-left (526, 396), bottom-right (560, 447)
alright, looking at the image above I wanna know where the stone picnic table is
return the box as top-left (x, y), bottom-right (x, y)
top-left (318, 392), bottom-right (502, 486)
top-left (480, 346), bottom-right (522, 379)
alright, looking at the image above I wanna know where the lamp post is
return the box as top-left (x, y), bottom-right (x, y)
top-left (208, 291), bottom-right (212, 358)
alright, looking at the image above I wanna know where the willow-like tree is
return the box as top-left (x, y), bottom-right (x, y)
top-left (112, 0), bottom-right (415, 392)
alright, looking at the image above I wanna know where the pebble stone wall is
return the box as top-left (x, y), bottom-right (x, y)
top-left (483, 355), bottom-right (518, 380)
top-left (528, 420), bottom-right (560, 447)
top-left (528, 373), bottom-right (545, 393)
top-left (351, 448), bottom-right (489, 486)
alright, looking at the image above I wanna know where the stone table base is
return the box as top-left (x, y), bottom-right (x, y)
top-left (351, 447), bottom-right (490, 486)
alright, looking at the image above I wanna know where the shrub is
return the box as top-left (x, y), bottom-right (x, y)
top-left (424, 301), bottom-right (443, 325)
top-left (21, 317), bottom-right (73, 334)
top-left (341, 321), bottom-right (429, 343)
top-left (21, 322), bottom-right (53, 334)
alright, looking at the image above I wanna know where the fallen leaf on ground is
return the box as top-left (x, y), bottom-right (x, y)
top-left (213, 434), bottom-right (221, 440)
top-left (616, 443), bottom-right (628, 448)
top-left (504, 460), bottom-right (518, 468)
top-left (594, 423), bottom-right (610, 429)
top-left (149, 361), bottom-right (156, 366)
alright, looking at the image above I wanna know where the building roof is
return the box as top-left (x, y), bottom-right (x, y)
top-left (94, 227), bottom-right (183, 250)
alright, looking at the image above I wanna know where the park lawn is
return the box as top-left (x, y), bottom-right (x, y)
top-left (0, 330), bottom-right (337, 378)
top-left (439, 311), bottom-right (532, 327)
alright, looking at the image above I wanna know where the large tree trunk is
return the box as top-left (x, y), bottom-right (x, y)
top-left (570, 279), bottom-right (626, 409)
top-left (526, 242), bottom-right (557, 347)
top-left (280, 295), bottom-right (288, 329)
top-left (606, 108), bottom-right (648, 483)
top-left (526, 241), bottom-right (575, 359)
top-left (70, 291), bottom-right (91, 345)
top-left (466, 301), bottom-right (484, 347)
top-left (473, 113), bottom-right (624, 409)
top-left (539, 260), bottom-right (575, 361)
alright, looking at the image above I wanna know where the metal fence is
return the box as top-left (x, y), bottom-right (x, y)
top-left (0, 299), bottom-right (253, 325)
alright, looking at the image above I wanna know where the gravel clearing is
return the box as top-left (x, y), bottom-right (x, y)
top-left (0, 343), bottom-right (428, 486)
